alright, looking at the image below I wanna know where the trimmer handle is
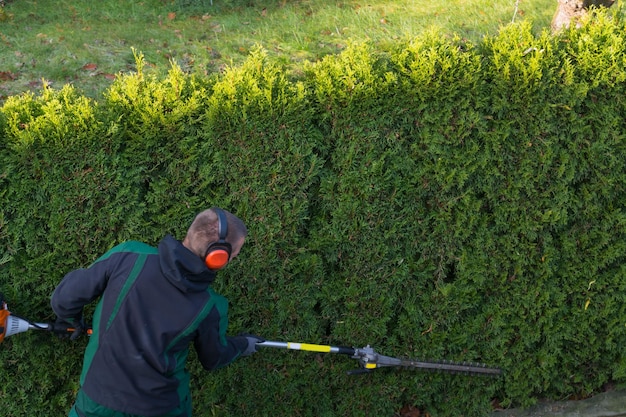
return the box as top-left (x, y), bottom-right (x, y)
top-left (46, 321), bottom-right (93, 337)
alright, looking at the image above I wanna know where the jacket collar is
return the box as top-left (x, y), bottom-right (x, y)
top-left (158, 235), bottom-right (216, 292)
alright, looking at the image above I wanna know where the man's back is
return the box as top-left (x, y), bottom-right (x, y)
top-left (52, 237), bottom-right (244, 416)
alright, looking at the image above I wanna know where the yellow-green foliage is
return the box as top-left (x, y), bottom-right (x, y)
top-left (1, 12), bottom-right (625, 417)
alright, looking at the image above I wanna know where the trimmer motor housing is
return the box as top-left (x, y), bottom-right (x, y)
top-left (0, 293), bottom-right (10, 344)
top-left (0, 293), bottom-right (30, 344)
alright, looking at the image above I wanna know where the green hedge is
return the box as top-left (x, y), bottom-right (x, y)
top-left (1, 11), bottom-right (625, 417)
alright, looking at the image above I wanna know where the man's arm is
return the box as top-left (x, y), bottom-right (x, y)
top-left (50, 255), bottom-right (112, 322)
top-left (194, 297), bottom-right (248, 371)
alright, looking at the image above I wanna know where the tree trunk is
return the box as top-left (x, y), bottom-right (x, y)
top-left (551, 0), bottom-right (616, 31)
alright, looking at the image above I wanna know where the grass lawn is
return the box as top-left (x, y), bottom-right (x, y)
top-left (0, 0), bottom-right (555, 101)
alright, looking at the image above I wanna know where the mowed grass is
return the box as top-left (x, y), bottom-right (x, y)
top-left (0, 0), bottom-right (555, 101)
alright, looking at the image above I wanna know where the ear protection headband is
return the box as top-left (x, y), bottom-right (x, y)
top-left (204, 208), bottom-right (232, 270)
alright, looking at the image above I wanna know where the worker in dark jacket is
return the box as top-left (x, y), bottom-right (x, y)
top-left (51, 207), bottom-right (262, 417)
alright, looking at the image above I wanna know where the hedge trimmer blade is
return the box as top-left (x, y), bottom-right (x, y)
top-left (350, 345), bottom-right (502, 377)
top-left (258, 341), bottom-right (502, 377)
top-left (395, 358), bottom-right (503, 376)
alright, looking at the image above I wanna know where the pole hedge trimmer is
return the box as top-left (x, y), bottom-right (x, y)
top-left (257, 340), bottom-right (502, 377)
top-left (1, 293), bottom-right (502, 377)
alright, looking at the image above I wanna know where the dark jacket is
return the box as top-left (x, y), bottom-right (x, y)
top-left (51, 235), bottom-right (248, 416)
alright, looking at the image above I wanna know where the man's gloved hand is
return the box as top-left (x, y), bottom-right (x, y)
top-left (55, 316), bottom-right (85, 340)
top-left (239, 333), bottom-right (265, 356)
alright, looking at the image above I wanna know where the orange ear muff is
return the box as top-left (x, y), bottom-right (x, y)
top-left (204, 208), bottom-right (232, 270)
top-left (205, 247), bottom-right (230, 270)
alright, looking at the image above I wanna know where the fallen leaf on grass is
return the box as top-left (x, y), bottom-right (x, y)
top-left (491, 398), bottom-right (504, 410)
top-left (399, 405), bottom-right (421, 417)
top-left (0, 71), bottom-right (18, 81)
top-left (82, 63), bottom-right (98, 71)
top-left (28, 80), bottom-right (46, 88)
top-left (168, 12), bottom-right (176, 20)
top-left (190, 14), bottom-right (212, 21)
top-left (89, 72), bottom-right (116, 80)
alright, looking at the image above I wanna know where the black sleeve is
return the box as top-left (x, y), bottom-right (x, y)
top-left (50, 255), bottom-right (111, 321)
top-left (194, 298), bottom-right (248, 371)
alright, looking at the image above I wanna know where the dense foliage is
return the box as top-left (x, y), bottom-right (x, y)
top-left (1, 13), bottom-right (625, 417)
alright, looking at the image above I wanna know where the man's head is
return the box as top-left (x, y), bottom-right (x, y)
top-left (183, 208), bottom-right (248, 270)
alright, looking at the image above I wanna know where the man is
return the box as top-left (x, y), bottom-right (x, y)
top-left (51, 207), bottom-right (262, 417)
